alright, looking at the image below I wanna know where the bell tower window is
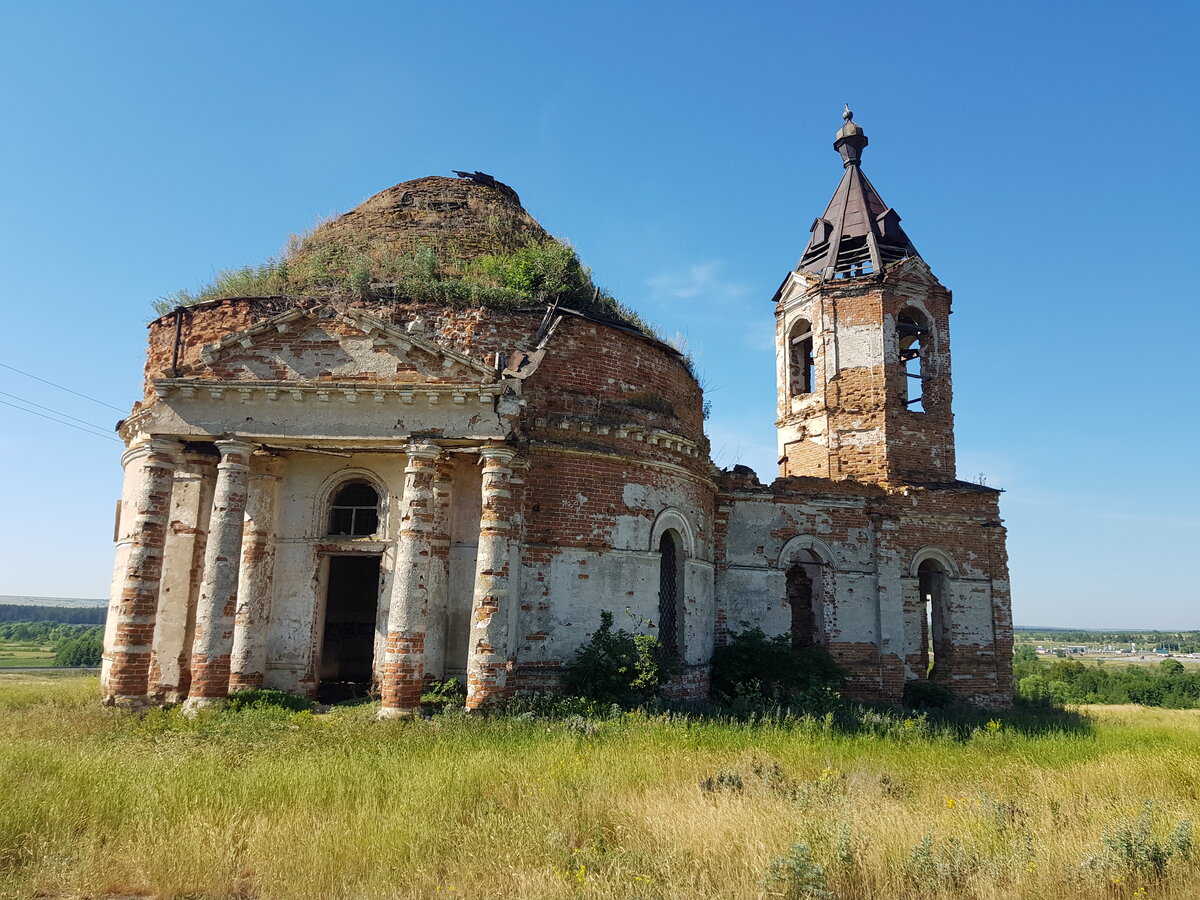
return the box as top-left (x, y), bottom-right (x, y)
top-left (789, 319), bottom-right (814, 397)
top-left (897, 310), bottom-right (929, 413)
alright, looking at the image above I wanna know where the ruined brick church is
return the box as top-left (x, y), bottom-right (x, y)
top-left (102, 110), bottom-right (1012, 713)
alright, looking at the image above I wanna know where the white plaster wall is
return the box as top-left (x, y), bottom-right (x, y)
top-left (718, 497), bottom-right (880, 647)
top-left (263, 451), bottom-right (407, 693)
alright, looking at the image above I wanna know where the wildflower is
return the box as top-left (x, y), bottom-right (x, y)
top-left (945, 796), bottom-right (957, 809)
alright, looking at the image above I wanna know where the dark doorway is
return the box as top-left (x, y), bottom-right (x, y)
top-left (787, 565), bottom-right (817, 648)
top-left (658, 530), bottom-right (685, 658)
top-left (318, 555), bottom-right (380, 703)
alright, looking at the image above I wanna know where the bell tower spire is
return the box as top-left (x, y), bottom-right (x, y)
top-left (796, 108), bottom-right (920, 281)
top-left (774, 110), bottom-right (956, 485)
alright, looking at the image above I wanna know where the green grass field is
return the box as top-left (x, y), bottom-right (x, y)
top-left (1, 673), bottom-right (1198, 899)
top-left (0, 641), bottom-right (57, 668)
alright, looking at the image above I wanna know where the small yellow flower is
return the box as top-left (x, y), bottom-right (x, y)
top-left (944, 796), bottom-right (957, 809)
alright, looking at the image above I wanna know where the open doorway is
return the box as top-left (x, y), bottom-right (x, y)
top-left (318, 555), bottom-right (381, 704)
top-left (917, 559), bottom-right (947, 679)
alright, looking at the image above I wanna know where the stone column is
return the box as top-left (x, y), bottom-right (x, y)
top-left (184, 439), bottom-right (255, 712)
top-left (102, 438), bottom-right (182, 708)
top-left (378, 442), bottom-right (440, 718)
top-left (465, 445), bottom-right (521, 710)
top-left (229, 454), bottom-right (285, 692)
top-left (150, 449), bottom-right (217, 703)
top-left (422, 454), bottom-right (454, 685)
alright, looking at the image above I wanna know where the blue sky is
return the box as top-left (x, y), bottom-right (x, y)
top-left (0, 1), bottom-right (1196, 627)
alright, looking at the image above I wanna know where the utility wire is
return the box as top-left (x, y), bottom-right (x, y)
top-left (0, 397), bottom-right (122, 443)
top-left (0, 361), bottom-right (126, 412)
top-left (0, 389), bottom-right (116, 433)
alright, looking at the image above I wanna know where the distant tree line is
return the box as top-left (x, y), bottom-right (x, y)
top-left (0, 605), bottom-right (106, 625)
top-left (1014, 628), bottom-right (1200, 653)
top-left (1014, 646), bottom-right (1200, 708)
top-left (0, 621), bottom-right (104, 666)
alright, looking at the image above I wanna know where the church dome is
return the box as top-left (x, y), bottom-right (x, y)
top-left (298, 173), bottom-right (552, 266)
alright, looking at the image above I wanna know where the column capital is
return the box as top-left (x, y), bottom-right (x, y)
top-left (478, 444), bottom-right (518, 465)
top-left (214, 438), bottom-right (257, 469)
top-left (121, 437), bottom-right (184, 470)
top-left (404, 441), bottom-right (441, 461)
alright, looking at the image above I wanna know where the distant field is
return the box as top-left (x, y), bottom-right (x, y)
top-left (0, 641), bottom-right (56, 668)
top-left (2, 674), bottom-right (1199, 899)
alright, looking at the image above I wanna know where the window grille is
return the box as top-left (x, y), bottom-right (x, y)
top-left (328, 482), bottom-right (379, 537)
top-left (658, 532), bottom-right (681, 657)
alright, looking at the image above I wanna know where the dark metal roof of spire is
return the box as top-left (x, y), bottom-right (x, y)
top-left (797, 107), bottom-right (920, 280)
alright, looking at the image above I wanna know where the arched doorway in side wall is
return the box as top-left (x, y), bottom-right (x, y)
top-left (917, 558), bottom-right (949, 678)
top-left (786, 550), bottom-right (825, 648)
top-left (658, 529), bottom-right (686, 658)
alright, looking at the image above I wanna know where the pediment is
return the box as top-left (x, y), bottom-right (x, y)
top-left (196, 306), bottom-right (499, 384)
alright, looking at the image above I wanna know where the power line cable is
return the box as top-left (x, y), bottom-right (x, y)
top-left (0, 397), bottom-right (122, 443)
top-left (0, 389), bottom-right (117, 433)
top-left (0, 362), bottom-right (126, 412)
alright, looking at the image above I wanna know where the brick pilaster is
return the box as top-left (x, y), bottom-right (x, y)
top-left (466, 445), bottom-right (521, 710)
top-left (421, 454), bottom-right (454, 686)
top-left (229, 454), bottom-right (284, 692)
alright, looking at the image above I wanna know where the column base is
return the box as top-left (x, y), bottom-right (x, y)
top-left (376, 706), bottom-right (420, 720)
top-left (181, 695), bottom-right (226, 716)
top-left (102, 693), bottom-right (152, 711)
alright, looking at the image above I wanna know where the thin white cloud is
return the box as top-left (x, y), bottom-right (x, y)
top-left (647, 261), bottom-right (749, 302)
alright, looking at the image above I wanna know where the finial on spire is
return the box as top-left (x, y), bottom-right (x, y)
top-left (834, 105), bottom-right (867, 167)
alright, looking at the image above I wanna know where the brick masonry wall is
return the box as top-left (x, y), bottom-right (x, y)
top-left (716, 469), bottom-right (1013, 708)
top-left (776, 260), bottom-right (957, 485)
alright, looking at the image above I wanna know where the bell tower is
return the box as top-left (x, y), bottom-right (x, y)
top-left (775, 108), bottom-right (956, 485)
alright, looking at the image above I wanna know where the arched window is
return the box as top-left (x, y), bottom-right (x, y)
top-left (328, 482), bottom-right (379, 537)
top-left (789, 319), bottom-right (815, 397)
top-left (786, 552), bottom-right (824, 648)
top-left (917, 559), bottom-right (948, 678)
top-left (657, 530), bottom-right (685, 658)
top-left (897, 310), bottom-right (929, 413)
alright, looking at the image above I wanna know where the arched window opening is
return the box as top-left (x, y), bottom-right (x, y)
top-left (917, 559), bottom-right (948, 678)
top-left (328, 481), bottom-right (380, 537)
top-left (786, 556), bottom-right (825, 648)
top-left (897, 311), bottom-right (929, 413)
top-left (789, 319), bottom-right (815, 397)
top-left (657, 530), bottom-right (686, 658)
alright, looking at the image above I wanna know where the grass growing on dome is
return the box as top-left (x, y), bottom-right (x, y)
top-left (153, 228), bottom-right (657, 337)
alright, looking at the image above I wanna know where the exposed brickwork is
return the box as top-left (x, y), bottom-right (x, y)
top-left (466, 447), bottom-right (522, 709)
top-left (776, 261), bottom-right (956, 485)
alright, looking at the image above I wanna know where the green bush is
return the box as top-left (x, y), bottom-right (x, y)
top-left (224, 689), bottom-right (313, 713)
top-left (761, 840), bottom-right (832, 900)
top-left (710, 629), bottom-right (844, 708)
top-left (902, 678), bottom-right (957, 709)
top-left (52, 631), bottom-right (102, 667)
top-left (562, 610), bottom-right (678, 707)
top-left (420, 677), bottom-right (466, 714)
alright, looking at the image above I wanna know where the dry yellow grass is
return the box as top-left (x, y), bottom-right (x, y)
top-left (1, 676), bottom-right (1197, 899)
